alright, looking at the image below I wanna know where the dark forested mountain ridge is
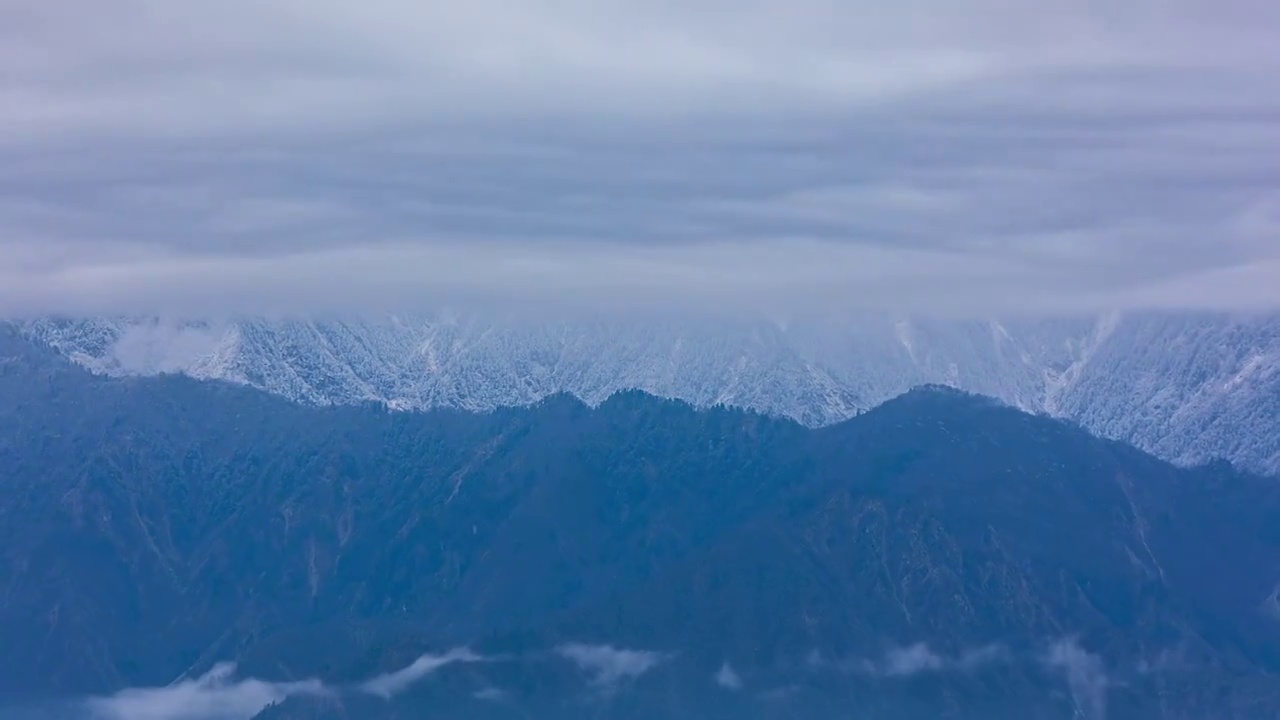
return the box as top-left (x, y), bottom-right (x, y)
top-left (1, 327), bottom-right (1278, 719)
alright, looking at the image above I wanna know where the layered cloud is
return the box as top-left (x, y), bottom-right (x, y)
top-left (3, 1), bottom-right (1278, 316)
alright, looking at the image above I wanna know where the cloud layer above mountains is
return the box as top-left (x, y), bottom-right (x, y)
top-left (3, 1), bottom-right (1279, 316)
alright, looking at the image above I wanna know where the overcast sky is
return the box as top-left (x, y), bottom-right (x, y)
top-left (2, 1), bottom-right (1278, 317)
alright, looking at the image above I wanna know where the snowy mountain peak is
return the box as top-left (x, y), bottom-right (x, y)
top-left (18, 311), bottom-right (1280, 475)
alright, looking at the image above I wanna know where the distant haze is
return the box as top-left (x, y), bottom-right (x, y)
top-left (2, 1), bottom-right (1279, 316)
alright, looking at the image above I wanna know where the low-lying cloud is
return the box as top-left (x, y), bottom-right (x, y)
top-left (555, 643), bottom-right (666, 688)
top-left (714, 662), bottom-right (744, 690)
top-left (82, 663), bottom-right (327, 720)
top-left (880, 643), bottom-right (947, 677)
top-left (358, 648), bottom-right (483, 699)
top-left (74, 649), bottom-right (484, 720)
top-left (21, 638), bottom-right (1166, 718)
top-left (1044, 638), bottom-right (1109, 720)
top-left (842, 643), bottom-right (1010, 678)
top-left (472, 686), bottom-right (508, 702)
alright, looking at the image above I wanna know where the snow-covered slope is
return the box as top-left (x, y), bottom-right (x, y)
top-left (1050, 314), bottom-right (1280, 473)
top-left (21, 311), bottom-right (1280, 475)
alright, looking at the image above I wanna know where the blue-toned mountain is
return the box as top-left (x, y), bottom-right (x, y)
top-left (1, 328), bottom-right (1277, 719)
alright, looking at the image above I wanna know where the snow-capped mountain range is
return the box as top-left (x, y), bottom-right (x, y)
top-left (19, 311), bottom-right (1280, 475)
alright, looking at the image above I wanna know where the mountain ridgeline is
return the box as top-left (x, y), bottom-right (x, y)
top-left (24, 311), bottom-right (1280, 476)
top-left (1, 327), bottom-right (1279, 719)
